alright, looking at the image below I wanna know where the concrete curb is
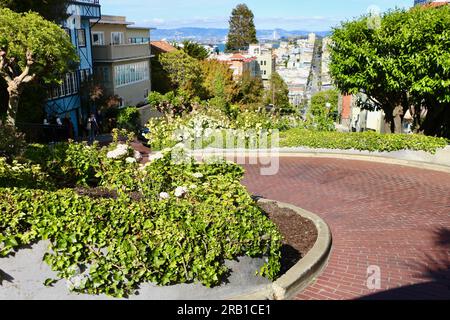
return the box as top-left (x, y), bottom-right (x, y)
top-left (231, 199), bottom-right (333, 301)
top-left (186, 147), bottom-right (450, 174)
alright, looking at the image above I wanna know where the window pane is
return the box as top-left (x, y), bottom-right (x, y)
top-left (77, 29), bottom-right (86, 47)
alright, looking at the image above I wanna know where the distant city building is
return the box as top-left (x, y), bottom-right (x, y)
top-left (248, 44), bottom-right (276, 87)
top-left (414, 0), bottom-right (449, 5)
top-left (274, 34), bottom-right (316, 107)
top-left (211, 53), bottom-right (260, 80)
top-left (92, 15), bottom-right (153, 107)
top-left (46, 0), bottom-right (102, 137)
top-left (321, 37), bottom-right (333, 90)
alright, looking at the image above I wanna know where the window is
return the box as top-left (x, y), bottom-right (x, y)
top-left (80, 69), bottom-right (91, 83)
top-left (77, 29), bottom-right (86, 47)
top-left (92, 32), bottom-right (104, 46)
top-left (130, 37), bottom-right (150, 44)
top-left (114, 61), bottom-right (149, 87)
top-left (111, 32), bottom-right (124, 45)
top-left (48, 71), bottom-right (80, 99)
top-left (102, 67), bottom-right (110, 82)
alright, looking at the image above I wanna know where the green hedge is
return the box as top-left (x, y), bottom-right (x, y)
top-left (0, 144), bottom-right (282, 298)
top-left (280, 129), bottom-right (449, 154)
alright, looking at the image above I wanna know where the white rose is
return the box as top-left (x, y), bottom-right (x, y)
top-left (159, 192), bottom-right (170, 200)
top-left (134, 150), bottom-right (143, 161)
top-left (174, 186), bottom-right (188, 198)
top-left (192, 172), bottom-right (203, 179)
top-left (148, 152), bottom-right (164, 162)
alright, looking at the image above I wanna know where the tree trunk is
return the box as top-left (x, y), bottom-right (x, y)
top-left (6, 82), bottom-right (21, 127)
top-left (383, 105), bottom-right (404, 134)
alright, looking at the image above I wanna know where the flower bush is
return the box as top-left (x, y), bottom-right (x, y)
top-left (145, 109), bottom-right (303, 151)
top-left (0, 140), bottom-right (283, 298)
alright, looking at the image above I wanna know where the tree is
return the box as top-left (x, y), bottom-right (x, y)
top-left (398, 6), bottom-right (450, 138)
top-left (329, 12), bottom-right (405, 133)
top-left (201, 59), bottom-right (237, 102)
top-left (329, 6), bottom-right (450, 136)
top-left (265, 72), bottom-right (290, 112)
top-left (226, 4), bottom-right (258, 51)
top-left (158, 50), bottom-right (203, 98)
top-left (180, 41), bottom-right (209, 60)
top-left (0, 9), bottom-right (78, 127)
top-left (0, 0), bottom-right (70, 22)
top-left (306, 89), bottom-right (339, 131)
top-left (237, 71), bottom-right (264, 105)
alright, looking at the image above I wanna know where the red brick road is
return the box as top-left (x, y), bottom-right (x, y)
top-left (241, 157), bottom-right (450, 300)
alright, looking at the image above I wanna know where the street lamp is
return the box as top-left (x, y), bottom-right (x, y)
top-left (325, 102), bottom-right (332, 130)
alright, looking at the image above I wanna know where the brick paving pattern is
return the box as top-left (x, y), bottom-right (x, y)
top-left (242, 157), bottom-right (450, 300)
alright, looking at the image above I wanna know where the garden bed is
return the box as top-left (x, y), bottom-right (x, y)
top-left (258, 201), bottom-right (318, 275)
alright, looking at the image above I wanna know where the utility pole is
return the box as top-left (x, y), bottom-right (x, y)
top-left (272, 76), bottom-right (275, 107)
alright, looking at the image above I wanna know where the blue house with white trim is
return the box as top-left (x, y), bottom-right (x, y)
top-left (46, 0), bottom-right (101, 138)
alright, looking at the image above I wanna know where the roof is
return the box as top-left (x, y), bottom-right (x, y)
top-left (98, 15), bottom-right (134, 25)
top-left (150, 41), bottom-right (177, 53)
top-left (421, 1), bottom-right (449, 7)
top-left (230, 53), bottom-right (246, 60)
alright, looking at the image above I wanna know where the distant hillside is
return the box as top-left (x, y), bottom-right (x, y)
top-left (151, 27), bottom-right (331, 42)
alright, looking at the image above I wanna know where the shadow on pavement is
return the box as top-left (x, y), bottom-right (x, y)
top-left (360, 227), bottom-right (450, 300)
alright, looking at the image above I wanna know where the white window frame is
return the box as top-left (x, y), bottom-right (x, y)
top-left (114, 61), bottom-right (149, 88)
top-left (49, 71), bottom-right (79, 99)
top-left (111, 32), bottom-right (124, 45)
top-left (92, 31), bottom-right (105, 46)
top-left (77, 29), bottom-right (87, 47)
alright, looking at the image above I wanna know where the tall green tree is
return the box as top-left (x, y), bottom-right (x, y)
top-left (329, 6), bottom-right (450, 136)
top-left (158, 50), bottom-right (203, 98)
top-left (265, 72), bottom-right (290, 112)
top-left (201, 59), bottom-right (237, 102)
top-left (0, 8), bottom-right (78, 126)
top-left (180, 41), bottom-right (210, 60)
top-left (0, 0), bottom-right (70, 22)
top-left (226, 4), bottom-right (258, 51)
top-left (237, 70), bottom-right (264, 105)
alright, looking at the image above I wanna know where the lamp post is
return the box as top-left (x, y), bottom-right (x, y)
top-left (325, 102), bottom-right (332, 130)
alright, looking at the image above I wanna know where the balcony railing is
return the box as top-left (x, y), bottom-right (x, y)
top-left (93, 44), bottom-right (151, 61)
top-left (68, 0), bottom-right (101, 19)
top-left (70, 0), bottom-right (100, 4)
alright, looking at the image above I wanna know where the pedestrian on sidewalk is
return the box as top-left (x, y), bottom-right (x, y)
top-left (87, 113), bottom-right (99, 144)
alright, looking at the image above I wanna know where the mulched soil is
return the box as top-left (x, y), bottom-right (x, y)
top-left (258, 201), bottom-right (318, 274)
top-left (74, 187), bottom-right (143, 202)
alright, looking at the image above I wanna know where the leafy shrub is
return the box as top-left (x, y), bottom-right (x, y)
top-left (0, 124), bottom-right (27, 160)
top-left (280, 129), bottom-right (449, 153)
top-left (24, 142), bottom-right (100, 187)
top-left (0, 145), bottom-right (282, 297)
top-left (0, 158), bottom-right (50, 189)
top-left (305, 90), bottom-right (339, 131)
top-left (117, 107), bottom-right (140, 133)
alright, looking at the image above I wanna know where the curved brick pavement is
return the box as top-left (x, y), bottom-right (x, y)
top-left (242, 157), bottom-right (450, 300)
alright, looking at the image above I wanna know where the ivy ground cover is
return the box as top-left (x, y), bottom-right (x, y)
top-left (0, 135), bottom-right (282, 298)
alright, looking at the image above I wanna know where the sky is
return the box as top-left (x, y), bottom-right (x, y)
top-left (100, 0), bottom-right (413, 31)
